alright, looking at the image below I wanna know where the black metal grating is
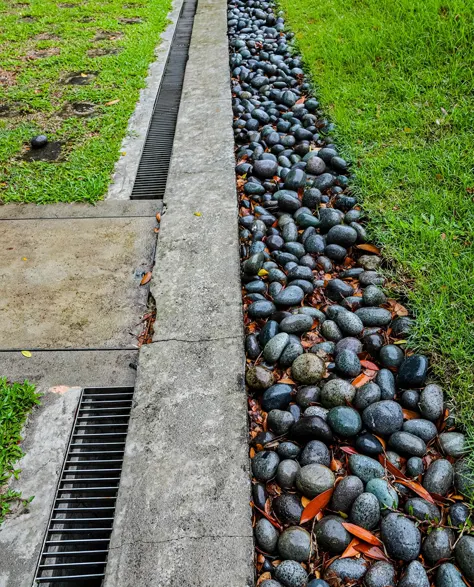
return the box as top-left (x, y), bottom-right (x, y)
top-left (130, 0), bottom-right (198, 200)
top-left (34, 387), bottom-right (134, 586)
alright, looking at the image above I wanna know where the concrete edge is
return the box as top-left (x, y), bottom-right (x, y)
top-left (0, 387), bottom-right (82, 587)
top-left (106, 0), bottom-right (184, 201)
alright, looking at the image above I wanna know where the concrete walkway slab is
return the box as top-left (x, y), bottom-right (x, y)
top-left (0, 387), bottom-right (81, 587)
top-left (0, 214), bottom-right (156, 350)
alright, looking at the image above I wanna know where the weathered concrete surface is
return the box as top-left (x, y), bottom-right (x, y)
top-left (107, 0), bottom-right (184, 200)
top-left (0, 214), bottom-right (156, 350)
top-left (104, 0), bottom-right (254, 583)
top-left (0, 387), bottom-right (81, 587)
top-left (0, 349), bottom-right (138, 388)
top-left (105, 341), bottom-right (253, 587)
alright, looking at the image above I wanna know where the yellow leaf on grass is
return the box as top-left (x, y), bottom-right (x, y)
top-left (21, 350), bottom-right (32, 358)
top-left (105, 99), bottom-right (120, 106)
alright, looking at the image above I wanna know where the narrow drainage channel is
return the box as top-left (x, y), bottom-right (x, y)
top-left (228, 2), bottom-right (473, 587)
top-left (130, 0), bottom-right (198, 200)
top-left (34, 387), bottom-right (134, 586)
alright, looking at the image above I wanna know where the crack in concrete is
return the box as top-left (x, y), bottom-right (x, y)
top-left (109, 533), bottom-right (252, 551)
top-left (151, 334), bottom-right (242, 344)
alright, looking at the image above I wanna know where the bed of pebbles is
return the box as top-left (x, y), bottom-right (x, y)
top-left (228, 1), bottom-right (474, 586)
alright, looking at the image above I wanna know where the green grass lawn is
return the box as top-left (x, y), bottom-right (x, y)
top-left (0, 379), bottom-right (40, 522)
top-left (280, 0), bottom-right (474, 451)
top-left (0, 0), bottom-right (170, 204)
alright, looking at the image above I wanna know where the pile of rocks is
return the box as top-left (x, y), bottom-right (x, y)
top-left (228, 1), bottom-right (474, 586)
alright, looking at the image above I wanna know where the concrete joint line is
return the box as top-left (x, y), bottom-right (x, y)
top-left (109, 533), bottom-right (253, 551)
top-left (151, 335), bottom-right (242, 344)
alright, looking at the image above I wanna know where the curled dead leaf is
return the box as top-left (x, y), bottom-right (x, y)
top-left (356, 243), bottom-right (381, 254)
top-left (140, 271), bottom-right (152, 285)
top-left (300, 487), bottom-right (334, 524)
top-left (342, 522), bottom-right (383, 546)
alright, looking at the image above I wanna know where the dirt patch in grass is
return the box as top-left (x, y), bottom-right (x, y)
top-left (60, 101), bottom-right (97, 117)
top-left (34, 32), bottom-right (61, 40)
top-left (119, 16), bottom-right (143, 24)
top-left (23, 47), bottom-right (60, 60)
top-left (87, 47), bottom-right (121, 57)
top-left (93, 30), bottom-right (124, 41)
top-left (64, 70), bottom-right (97, 85)
top-left (0, 70), bottom-right (17, 87)
top-left (21, 141), bottom-right (63, 161)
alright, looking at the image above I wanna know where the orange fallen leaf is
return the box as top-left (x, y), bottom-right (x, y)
top-left (387, 298), bottom-right (409, 317)
top-left (352, 373), bottom-right (371, 388)
top-left (396, 479), bottom-right (436, 504)
top-left (300, 487), bottom-right (334, 524)
top-left (253, 504), bottom-right (283, 531)
top-left (378, 454), bottom-right (408, 480)
top-left (354, 543), bottom-right (388, 561)
top-left (257, 573), bottom-right (272, 585)
top-left (341, 446), bottom-right (359, 455)
top-left (341, 538), bottom-right (361, 558)
top-left (249, 447), bottom-right (256, 458)
top-left (342, 522), bottom-right (383, 546)
top-left (402, 409), bottom-right (420, 420)
top-left (374, 435), bottom-right (387, 449)
top-left (356, 243), bottom-right (381, 254)
top-left (296, 96), bottom-right (306, 104)
top-left (140, 271), bottom-right (152, 285)
top-left (105, 98), bottom-right (120, 106)
top-left (278, 377), bottom-right (295, 385)
top-left (360, 360), bottom-right (379, 371)
top-left (156, 212), bottom-right (161, 222)
top-left (301, 496), bottom-right (311, 507)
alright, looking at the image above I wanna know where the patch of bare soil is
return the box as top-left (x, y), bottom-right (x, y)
top-left (34, 33), bottom-right (61, 41)
top-left (87, 47), bottom-right (121, 57)
top-left (60, 101), bottom-right (97, 118)
top-left (93, 30), bottom-right (124, 41)
top-left (64, 71), bottom-right (97, 85)
top-left (118, 17), bottom-right (143, 24)
top-left (21, 141), bottom-right (63, 162)
top-left (24, 47), bottom-right (60, 60)
top-left (0, 69), bottom-right (17, 88)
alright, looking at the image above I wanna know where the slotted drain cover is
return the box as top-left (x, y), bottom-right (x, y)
top-left (34, 387), bottom-right (134, 585)
top-left (130, 0), bottom-right (198, 200)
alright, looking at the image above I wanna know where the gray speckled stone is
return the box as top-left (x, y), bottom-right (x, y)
top-left (364, 561), bottom-right (396, 587)
top-left (404, 497), bottom-right (441, 522)
top-left (449, 502), bottom-right (470, 527)
top-left (327, 406), bottom-right (362, 437)
top-left (299, 440), bottom-right (330, 467)
top-left (335, 349), bottom-right (361, 377)
top-left (379, 344), bottom-right (404, 368)
top-left (324, 558), bottom-right (368, 582)
top-left (291, 353), bottom-right (325, 384)
top-left (264, 333), bottom-right (290, 362)
top-left (362, 400), bottom-right (403, 435)
top-left (419, 383), bottom-right (444, 421)
top-left (252, 451), bottom-right (280, 481)
top-left (277, 459), bottom-right (300, 489)
top-left (273, 494), bottom-right (304, 526)
top-left (295, 386), bottom-right (320, 408)
top-left (335, 310), bottom-right (364, 336)
top-left (349, 454), bottom-right (385, 483)
top-left (380, 513), bottom-right (421, 561)
top-left (274, 285), bottom-right (305, 306)
top-left (354, 382), bottom-right (381, 410)
top-left (303, 406), bottom-right (329, 420)
top-left (320, 378), bottom-right (356, 408)
top-left (375, 369), bottom-right (396, 400)
top-left (436, 563), bottom-right (466, 587)
top-left (280, 314), bottom-right (314, 334)
top-left (320, 319), bottom-right (343, 342)
top-left (422, 528), bottom-right (454, 565)
top-left (296, 464), bottom-right (335, 498)
top-left (350, 492), bottom-right (380, 529)
top-left (399, 561), bottom-right (430, 587)
top-left (439, 432), bottom-right (466, 457)
top-left (255, 518), bottom-right (280, 553)
top-left (278, 526), bottom-right (311, 562)
top-left (388, 431), bottom-right (426, 457)
top-left (246, 365), bottom-right (275, 390)
top-left (366, 478), bottom-right (398, 512)
top-left (331, 475), bottom-right (364, 513)
top-left (423, 459), bottom-right (453, 496)
top-left (274, 560), bottom-right (308, 587)
top-left (403, 419), bottom-right (438, 443)
top-left (315, 515), bottom-right (351, 554)
top-left (455, 535), bottom-right (474, 581)
top-left (355, 307), bottom-right (392, 327)
top-left (261, 581), bottom-right (283, 587)
top-left (268, 410), bottom-right (295, 435)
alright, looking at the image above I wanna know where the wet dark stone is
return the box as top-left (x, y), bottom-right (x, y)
top-left (397, 354), bottom-right (429, 388)
top-left (335, 337), bottom-right (362, 355)
top-left (278, 441), bottom-right (301, 460)
top-left (328, 406), bottom-right (362, 437)
top-left (419, 384), bottom-right (444, 421)
top-left (435, 563), bottom-right (465, 587)
top-left (296, 464), bottom-right (335, 498)
top-left (30, 134), bottom-right (48, 148)
top-left (280, 314), bottom-right (313, 334)
top-left (423, 459), bottom-right (453, 496)
top-left (439, 432), bottom-right (466, 458)
top-left (389, 431), bottom-right (426, 457)
top-left (349, 454), bottom-right (384, 483)
top-left (455, 535), bottom-right (474, 582)
top-left (320, 320), bottom-right (342, 342)
top-left (277, 459), bottom-right (300, 489)
top-left (350, 492), bottom-right (380, 529)
top-left (299, 440), bottom-right (330, 467)
top-left (325, 279), bottom-right (354, 301)
top-left (278, 526), bottom-right (311, 561)
top-left (362, 400), bottom-right (403, 435)
top-left (254, 431), bottom-right (276, 448)
top-left (255, 517), bottom-right (280, 553)
top-left (449, 502), bottom-right (470, 527)
top-left (406, 457), bottom-right (424, 477)
top-left (362, 284), bottom-right (386, 306)
top-left (245, 334), bottom-right (261, 359)
top-left (252, 451), bottom-right (280, 481)
top-left (355, 307), bottom-right (392, 327)
top-left (264, 333), bottom-right (290, 363)
top-left (252, 482), bottom-right (267, 510)
top-left (319, 208), bottom-right (343, 232)
top-left (379, 344), bottom-right (404, 368)
top-left (295, 385), bottom-right (320, 408)
top-left (364, 562), bottom-right (396, 587)
top-left (330, 475), bottom-right (364, 513)
top-left (401, 389), bottom-right (420, 410)
top-left (335, 349), bottom-right (361, 377)
top-left (326, 225), bottom-right (358, 247)
top-left (262, 384), bottom-right (293, 411)
top-left (391, 316), bottom-right (414, 337)
top-left (335, 310), bottom-right (364, 336)
top-left (274, 286), bottom-right (305, 306)
top-left (324, 244), bottom-right (347, 262)
top-left (284, 168), bottom-right (307, 190)
top-left (422, 528), bottom-right (454, 565)
top-left (403, 419), bottom-right (438, 443)
top-left (307, 581), bottom-right (329, 587)
top-left (291, 353), bottom-right (325, 384)
top-left (324, 558), bottom-right (368, 582)
top-left (380, 513), bottom-right (421, 561)
top-left (399, 561), bottom-right (430, 587)
top-left (366, 478), bottom-right (398, 512)
top-left (354, 383), bottom-right (381, 410)
top-left (363, 333), bottom-right (384, 354)
top-left (315, 515), bottom-right (351, 554)
top-left (275, 560), bottom-right (308, 587)
top-left (248, 300), bottom-right (276, 318)
top-left (313, 172), bottom-right (335, 191)
top-left (268, 409), bottom-right (295, 435)
top-left (291, 415), bottom-right (333, 444)
top-left (355, 433), bottom-right (384, 456)
top-left (359, 271), bottom-right (384, 286)
top-left (254, 158), bottom-right (279, 179)
top-left (273, 493), bottom-right (304, 526)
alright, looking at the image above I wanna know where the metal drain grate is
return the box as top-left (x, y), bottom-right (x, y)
top-left (34, 387), bottom-right (134, 586)
top-left (130, 0), bottom-right (198, 200)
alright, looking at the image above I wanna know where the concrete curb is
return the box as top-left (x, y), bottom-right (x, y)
top-left (104, 0), bottom-right (255, 583)
top-left (106, 0), bottom-right (184, 201)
